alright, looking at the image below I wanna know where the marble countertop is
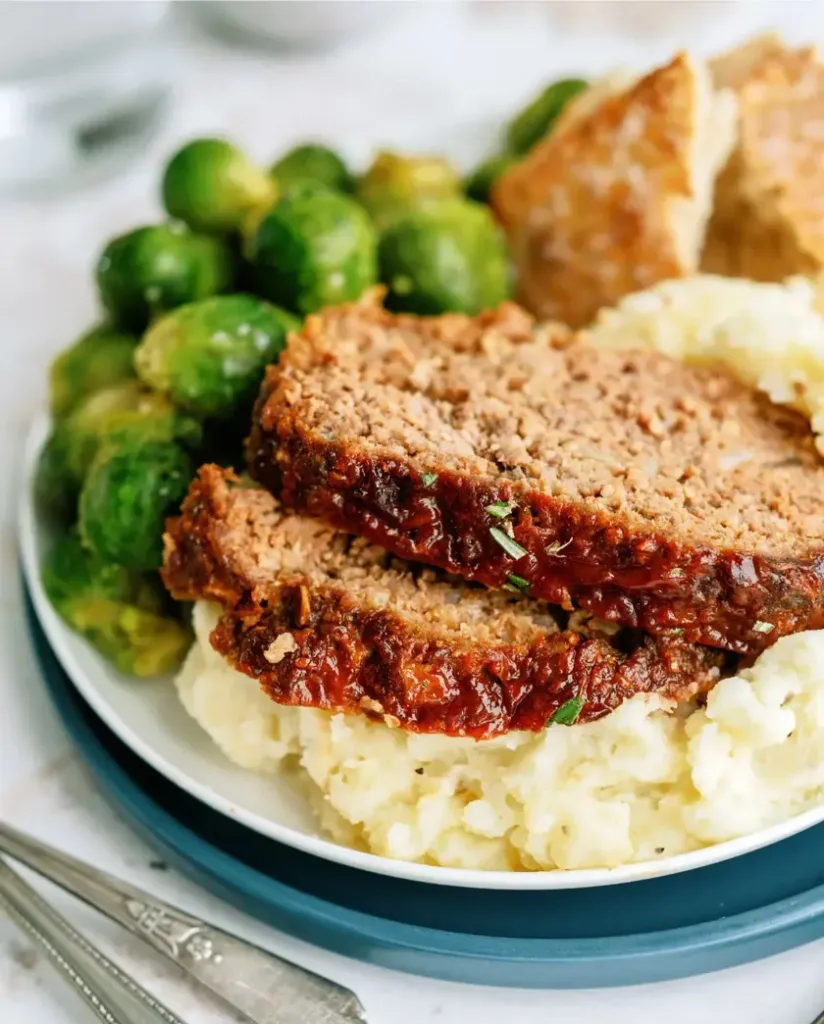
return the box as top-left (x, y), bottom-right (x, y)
top-left (4, 5), bottom-right (824, 1021)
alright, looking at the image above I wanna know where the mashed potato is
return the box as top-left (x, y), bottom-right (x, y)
top-left (588, 274), bottom-right (824, 455)
top-left (178, 602), bottom-right (824, 871)
top-left (175, 275), bottom-right (824, 872)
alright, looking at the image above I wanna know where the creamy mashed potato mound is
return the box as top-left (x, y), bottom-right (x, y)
top-left (588, 274), bottom-right (824, 455)
top-left (178, 603), bottom-right (824, 871)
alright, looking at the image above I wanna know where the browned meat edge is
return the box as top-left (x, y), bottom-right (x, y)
top-left (162, 467), bottom-right (726, 739)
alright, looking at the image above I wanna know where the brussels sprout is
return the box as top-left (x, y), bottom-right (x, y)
top-left (162, 138), bottom-right (276, 234)
top-left (356, 151), bottom-right (462, 229)
top-left (250, 183), bottom-right (378, 316)
top-left (49, 323), bottom-right (138, 420)
top-left (238, 203), bottom-right (272, 260)
top-left (135, 294), bottom-right (298, 420)
top-left (96, 223), bottom-right (235, 330)
top-left (378, 198), bottom-right (511, 316)
top-left (465, 152), bottom-right (518, 204)
top-left (506, 77), bottom-right (588, 155)
top-left (41, 381), bottom-right (201, 511)
top-left (271, 143), bottom-right (353, 193)
top-left (79, 437), bottom-right (194, 571)
top-left (36, 381), bottom-right (200, 538)
top-left (34, 430), bottom-right (79, 524)
top-left (42, 529), bottom-right (191, 677)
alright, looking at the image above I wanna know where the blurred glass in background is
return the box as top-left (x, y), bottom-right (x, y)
top-left (0, 0), bottom-right (172, 196)
top-left (202, 0), bottom-right (403, 51)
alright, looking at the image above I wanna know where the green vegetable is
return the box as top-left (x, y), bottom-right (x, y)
top-left (505, 574), bottom-right (530, 594)
top-left (162, 138), bottom-right (276, 234)
top-left (41, 381), bottom-right (201, 512)
top-left (421, 472), bottom-right (438, 488)
top-left (379, 198), bottom-right (511, 315)
top-left (79, 437), bottom-right (194, 571)
top-left (65, 381), bottom-right (201, 480)
top-left (489, 526), bottom-right (527, 560)
top-left (135, 294), bottom-right (298, 419)
top-left (506, 78), bottom-right (588, 155)
top-left (42, 530), bottom-right (191, 676)
top-left (272, 143), bottom-right (353, 193)
top-left (356, 151), bottom-right (462, 229)
top-left (486, 501), bottom-right (515, 519)
top-left (49, 324), bottom-right (138, 420)
top-left (550, 696), bottom-right (585, 726)
top-left (465, 152), bottom-right (517, 204)
top-left (251, 183), bottom-right (378, 316)
top-left (96, 223), bottom-right (235, 330)
top-left (752, 620), bottom-right (775, 634)
top-left (34, 431), bottom-right (80, 524)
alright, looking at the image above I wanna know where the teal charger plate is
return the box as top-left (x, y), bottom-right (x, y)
top-left (25, 586), bottom-right (824, 989)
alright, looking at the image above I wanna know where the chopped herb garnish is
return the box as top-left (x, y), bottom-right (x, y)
top-left (654, 847), bottom-right (665, 855)
top-left (550, 696), bottom-right (584, 726)
top-left (486, 501), bottom-right (515, 518)
top-left (752, 620), bottom-right (775, 634)
top-left (490, 526), bottom-right (527, 559)
top-left (414, 767), bottom-right (424, 775)
top-left (545, 538), bottom-right (573, 556)
top-left (421, 472), bottom-right (438, 488)
top-left (505, 574), bottom-right (530, 594)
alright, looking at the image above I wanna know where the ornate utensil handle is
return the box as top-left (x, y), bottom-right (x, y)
top-left (0, 858), bottom-right (187, 1024)
top-left (0, 821), bottom-right (367, 1024)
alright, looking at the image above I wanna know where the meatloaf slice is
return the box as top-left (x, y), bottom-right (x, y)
top-left (163, 466), bottom-right (725, 738)
top-left (248, 300), bottom-right (824, 656)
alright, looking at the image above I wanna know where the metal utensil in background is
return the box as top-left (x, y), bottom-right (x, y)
top-left (0, 1), bottom-right (173, 198)
top-left (0, 857), bottom-right (189, 1024)
top-left (0, 821), bottom-right (367, 1024)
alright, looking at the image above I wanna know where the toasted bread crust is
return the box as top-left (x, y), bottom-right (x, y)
top-left (248, 301), bottom-right (824, 655)
top-left (492, 52), bottom-right (736, 326)
top-left (163, 468), bottom-right (725, 738)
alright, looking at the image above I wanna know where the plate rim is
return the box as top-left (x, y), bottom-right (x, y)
top-left (21, 414), bottom-right (824, 891)
top-left (28, 589), bottom-right (824, 989)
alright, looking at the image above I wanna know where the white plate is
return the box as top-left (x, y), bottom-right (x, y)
top-left (21, 417), bottom-right (824, 889)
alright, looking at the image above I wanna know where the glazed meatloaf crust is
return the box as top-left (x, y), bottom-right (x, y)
top-left (163, 467), bottom-right (726, 738)
top-left (248, 300), bottom-right (824, 656)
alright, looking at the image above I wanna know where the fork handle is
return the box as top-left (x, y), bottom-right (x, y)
top-left (0, 860), bottom-right (186, 1024)
top-left (0, 821), bottom-right (365, 1023)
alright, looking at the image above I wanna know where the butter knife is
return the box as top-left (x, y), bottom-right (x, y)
top-left (0, 822), bottom-right (366, 1024)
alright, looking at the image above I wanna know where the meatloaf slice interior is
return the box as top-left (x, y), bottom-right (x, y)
top-left (162, 466), bottom-right (725, 739)
top-left (248, 299), bottom-right (824, 655)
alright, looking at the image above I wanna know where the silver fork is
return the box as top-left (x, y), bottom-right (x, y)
top-left (0, 857), bottom-right (187, 1024)
top-left (0, 821), bottom-right (367, 1024)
